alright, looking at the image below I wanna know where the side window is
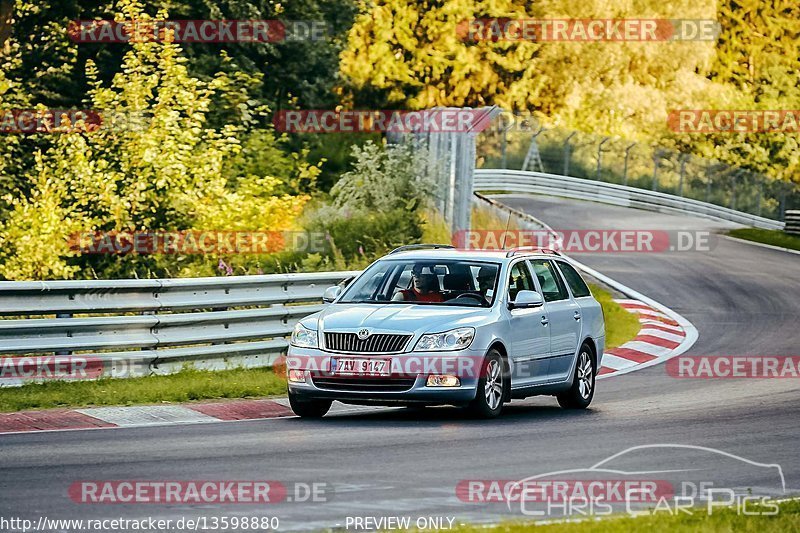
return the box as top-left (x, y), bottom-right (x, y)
top-left (395, 266), bottom-right (412, 291)
top-left (507, 261), bottom-right (535, 301)
top-left (529, 260), bottom-right (569, 302)
top-left (556, 261), bottom-right (591, 298)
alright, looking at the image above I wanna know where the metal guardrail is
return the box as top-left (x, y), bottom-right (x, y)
top-left (474, 169), bottom-right (785, 231)
top-left (0, 271), bottom-right (358, 385)
top-left (785, 210), bottom-right (800, 235)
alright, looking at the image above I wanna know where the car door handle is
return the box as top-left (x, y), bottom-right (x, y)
top-left (573, 311), bottom-right (581, 321)
top-left (540, 316), bottom-right (549, 326)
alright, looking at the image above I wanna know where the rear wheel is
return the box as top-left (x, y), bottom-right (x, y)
top-left (288, 392), bottom-right (332, 418)
top-left (466, 350), bottom-right (505, 418)
top-left (557, 344), bottom-right (595, 409)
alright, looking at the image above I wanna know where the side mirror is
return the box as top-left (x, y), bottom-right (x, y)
top-left (322, 285), bottom-right (342, 303)
top-left (508, 290), bottom-right (544, 310)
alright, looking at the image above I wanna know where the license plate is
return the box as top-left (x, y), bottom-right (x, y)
top-left (330, 357), bottom-right (391, 376)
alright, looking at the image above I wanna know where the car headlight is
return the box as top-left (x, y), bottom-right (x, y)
top-left (290, 323), bottom-right (318, 348)
top-left (414, 327), bottom-right (475, 351)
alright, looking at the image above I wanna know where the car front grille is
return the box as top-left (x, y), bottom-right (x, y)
top-left (324, 332), bottom-right (411, 353)
top-left (311, 375), bottom-right (417, 392)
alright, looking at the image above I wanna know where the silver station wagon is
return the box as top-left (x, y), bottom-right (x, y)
top-left (286, 245), bottom-right (605, 418)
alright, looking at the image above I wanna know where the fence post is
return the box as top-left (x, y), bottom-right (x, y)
top-left (500, 127), bottom-right (508, 169)
top-left (623, 142), bottom-right (636, 186)
top-left (651, 151), bottom-right (662, 191)
top-left (596, 137), bottom-right (610, 181)
top-left (756, 175), bottom-right (763, 217)
top-left (780, 183), bottom-right (787, 221)
top-left (521, 127), bottom-right (546, 172)
top-left (563, 132), bottom-right (576, 176)
top-left (678, 154), bottom-right (687, 196)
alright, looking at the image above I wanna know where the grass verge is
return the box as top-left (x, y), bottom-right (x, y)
top-left (589, 283), bottom-right (641, 350)
top-left (0, 366), bottom-right (287, 413)
top-left (727, 228), bottom-right (800, 252)
top-left (449, 499), bottom-right (800, 532)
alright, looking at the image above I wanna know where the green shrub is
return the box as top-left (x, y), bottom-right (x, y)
top-left (311, 208), bottom-right (423, 264)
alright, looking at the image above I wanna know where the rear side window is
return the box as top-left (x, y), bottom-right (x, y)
top-left (529, 260), bottom-right (568, 302)
top-left (556, 261), bottom-right (591, 298)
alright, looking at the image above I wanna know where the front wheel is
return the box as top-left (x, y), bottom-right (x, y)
top-left (288, 392), bottom-right (332, 418)
top-left (466, 350), bottom-right (505, 418)
top-left (557, 344), bottom-right (595, 409)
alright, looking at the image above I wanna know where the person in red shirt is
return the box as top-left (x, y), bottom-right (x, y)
top-left (392, 270), bottom-right (444, 302)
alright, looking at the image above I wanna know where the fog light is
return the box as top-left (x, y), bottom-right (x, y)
top-left (288, 369), bottom-right (307, 383)
top-left (426, 374), bottom-right (460, 387)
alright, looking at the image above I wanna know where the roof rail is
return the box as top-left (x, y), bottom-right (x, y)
top-left (389, 244), bottom-right (456, 255)
top-left (505, 247), bottom-right (561, 258)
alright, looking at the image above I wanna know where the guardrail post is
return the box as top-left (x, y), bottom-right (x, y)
top-left (55, 313), bottom-right (72, 356)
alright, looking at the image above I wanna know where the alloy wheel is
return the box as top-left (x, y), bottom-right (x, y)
top-left (577, 350), bottom-right (593, 400)
top-left (484, 359), bottom-right (503, 410)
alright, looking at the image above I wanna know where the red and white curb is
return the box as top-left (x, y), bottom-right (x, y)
top-left (0, 399), bottom-right (288, 434)
top-left (0, 398), bottom-right (393, 435)
top-left (574, 261), bottom-right (698, 380)
top-left (598, 299), bottom-right (687, 377)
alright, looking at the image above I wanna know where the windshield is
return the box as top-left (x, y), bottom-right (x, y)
top-left (338, 259), bottom-right (501, 307)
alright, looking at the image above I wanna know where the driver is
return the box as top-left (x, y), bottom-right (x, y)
top-left (393, 267), bottom-right (444, 302)
top-left (476, 265), bottom-right (498, 298)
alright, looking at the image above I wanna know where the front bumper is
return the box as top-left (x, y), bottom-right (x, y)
top-left (286, 346), bottom-right (485, 405)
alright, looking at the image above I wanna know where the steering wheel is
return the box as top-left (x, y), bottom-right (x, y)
top-left (451, 292), bottom-right (487, 306)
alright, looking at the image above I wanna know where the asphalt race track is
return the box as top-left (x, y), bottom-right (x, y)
top-left (1, 194), bottom-right (799, 530)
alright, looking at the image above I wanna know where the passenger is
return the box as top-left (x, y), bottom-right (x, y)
top-left (393, 270), bottom-right (444, 302)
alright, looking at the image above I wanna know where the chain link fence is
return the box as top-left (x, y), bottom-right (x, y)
top-left (477, 127), bottom-right (800, 221)
top-left (390, 107), bottom-right (502, 234)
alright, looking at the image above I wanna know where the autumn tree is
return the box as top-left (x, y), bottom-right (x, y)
top-left (0, 0), bottom-right (312, 280)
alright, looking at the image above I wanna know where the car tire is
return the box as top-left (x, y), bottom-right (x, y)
top-left (288, 392), bottom-right (332, 418)
top-left (466, 349), bottom-right (505, 418)
top-left (557, 343), bottom-right (595, 409)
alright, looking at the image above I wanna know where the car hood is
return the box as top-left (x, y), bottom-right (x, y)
top-left (315, 303), bottom-right (489, 335)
